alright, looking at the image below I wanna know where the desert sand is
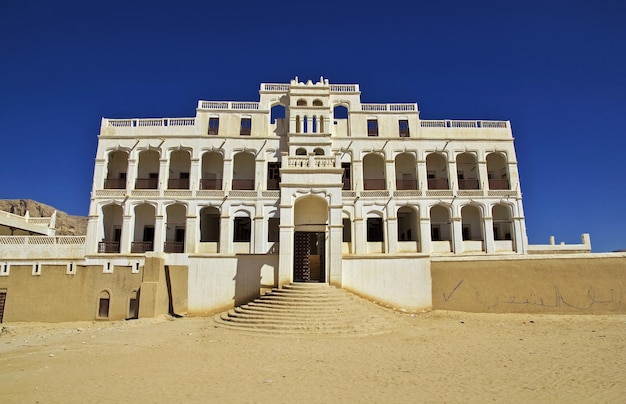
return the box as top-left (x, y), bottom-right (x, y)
top-left (1, 309), bottom-right (625, 403)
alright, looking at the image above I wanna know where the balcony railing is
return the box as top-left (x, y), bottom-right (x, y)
top-left (396, 179), bottom-right (417, 190)
top-left (427, 178), bottom-right (449, 190)
top-left (135, 178), bottom-right (158, 189)
top-left (104, 178), bottom-right (126, 189)
top-left (131, 241), bottom-right (154, 253)
top-left (363, 179), bottom-right (386, 190)
top-left (98, 241), bottom-right (120, 253)
top-left (167, 178), bottom-right (190, 190)
top-left (458, 179), bottom-right (480, 190)
top-left (489, 179), bottom-right (510, 190)
top-left (200, 178), bottom-right (222, 190)
top-left (164, 241), bottom-right (184, 253)
top-left (232, 179), bottom-right (255, 190)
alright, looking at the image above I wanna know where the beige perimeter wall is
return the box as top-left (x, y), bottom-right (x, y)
top-left (431, 254), bottom-right (626, 314)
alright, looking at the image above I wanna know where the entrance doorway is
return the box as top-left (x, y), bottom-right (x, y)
top-left (294, 232), bottom-right (325, 282)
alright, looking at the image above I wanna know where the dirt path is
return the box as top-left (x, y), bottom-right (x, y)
top-left (1, 311), bottom-right (625, 403)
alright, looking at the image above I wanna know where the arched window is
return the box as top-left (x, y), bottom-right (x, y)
top-left (426, 153), bottom-right (449, 190)
top-left (168, 150), bottom-right (191, 190)
top-left (100, 204), bottom-right (123, 253)
top-left (430, 205), bottom-right (451, 241)
top-left (461, 205), bottom-right (483, 241)
top-left (367, 213), bottom-right (384, 242)
top-left (233, 214), bottom-right (251, 242)
top-left (136, 150), bottom-right (160, 189)
top-left (493, 204), bottom-right (512, 241)
top-left (201, 151), bottom-right (223, 190)
top-left (297, 99), bottom-right (307, 106)
top-left (314, 148), bottom-right (324, 156)
top-left (200, 206), bottom-right (220, 242)
top-left (456, 153), bottom-right (479, 190)
top-left (397, 206), bottom-right (418, 241)
top-left (363, 154), bottom-right (386, 190)
top-left (132, 204), bottom-right (156, 253)
top-left (313, 99), bottom-right (323, 106)
top-left (105, 150), bottom-right (128, 189)
top-left (486, 152), bottom-right (510, 190)
top-left (296, 148), bottom-right (307, 156)
top-left (270, 104), bottom-right (286, 124)
top-left (395, 153), bottom-right (417, 190)
top-left (333, 105), bottom-right (348, 119)
top-left (232, 152), bottom-right (255, 190)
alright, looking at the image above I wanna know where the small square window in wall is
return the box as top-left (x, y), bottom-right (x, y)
top-left (66, 262), bottom-right (76, 275)
top-left (32, 263), bottom-right (41, 276)
top-left (103, 262), bottom-right (114, 273)
top-left (367, 119), bottom-right (378, 136)
top-left (208, 117), bottom-right (219, 135)
top-left (0, 263), bottom-right (9, 276)
top-left (240, 118), bottom-right (252, 136)
top-left (132, 262), bottom-right (140, 274)
top-left (399, 119), bottom-right (409, 137)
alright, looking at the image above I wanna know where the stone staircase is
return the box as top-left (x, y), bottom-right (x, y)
top-left (213, 283), bottom-right (394, 335)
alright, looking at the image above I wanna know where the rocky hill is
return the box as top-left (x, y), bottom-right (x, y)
top-left (0, 199), bottom-right (88, 235)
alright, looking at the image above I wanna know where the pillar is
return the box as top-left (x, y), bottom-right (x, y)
top-left (484, 216), bottom-right (495, 253)
top-left (419, 216), bottom-right (432, 254)
top-left (190, 158), bottom-right (200, 192)
top-left (153, 215), bottom-right (164, 253)
top-left (452, 216), bottom-right (463, 254)
top-left (120, 214), bottom-right (133, 254)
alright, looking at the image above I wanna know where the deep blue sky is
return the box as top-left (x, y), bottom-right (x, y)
top-left (1, 1), bottom-right (625, 252)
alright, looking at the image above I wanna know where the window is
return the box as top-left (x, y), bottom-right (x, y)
top-left (268, 218), bottom-right (279, 242)
top-left (399, 119), bottom-right (409, 137)
top-left (296, 148), bottom-right (307, 156)
top-left (367, 218), bottom-right (384, 242)
top-left (240, 118), bottom-right (251, 136)
top-left (0, 263), bottom-right (8, 276)
top-left (267, 162), bottom-right (280, 190)
top-left (233, 217), bottom-right (251, 242)
top-left (208, 117), bottom-right (219, 135)
top-left (32, 263), bottom-right (41, 276)
top-left (367, 119), bottom-right (378, 136)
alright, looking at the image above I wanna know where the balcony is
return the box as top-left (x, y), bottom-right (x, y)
top-left (98, 241), bottom-right (120, 253)
top-left (427, 178), bottom-right (449, 190)
top-left (200, 178), bottom-right (223, 190)
top-left (489, 179), bottom-right (510, 190)
top-left (135, 178), bottom-right (158, 189)
top-left (232, 179), bottom-right (255, 190)
top-left (104, 178), bottom-right (126, 189)
top-left (164, 241), bottom-right (184, 253)
top-left (131, 241), bottom-right (154, 253)
top-left (363, 179), bottom-right (386, 190)
top-left (458, 179), bottom-right (479, 190)
top-left (167, 178), bottom-right (190, 190)
top-left (396, 179), bottom-right (417, 190)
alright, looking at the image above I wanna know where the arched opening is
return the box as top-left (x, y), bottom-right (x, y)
top-left (366, 211), bottom-right (385, 253)
top-left (430, 205), bottom-right (452, 253)
top-left (100, 204), bottom-right (123, 253)
top-left (293, 196), bottom-right (328, 282)
top-left (165, 204), bottom-right (186, 253)
top-left (312, 116), bottom-right (317, 133)
top-left (313, 99), bottom-right (323, 106)
top-left (456, 153), bottom-right (479, 190)
top-left (397, 206), bottom-right (418, 250)
top-left (105, 150), bottom-right (128, 189)
top-left (313, 148), bottom-right (324, 156)
top-left (487, 152), bottom-right (510, 190)
top-left (270, 104), bottom-right (286, 124)
top-left (136, 150), bottom-right (160, 189)
top-left (98, 290), bottom-right (110, 318)
top-left (297, 99), bottom-right (307, 106)
top-left (493, 204), bottom-right (514, 252)
top-left (342, 211), bottom-right (352, 254)
top-left (201, 151), bottom-right (223, 190)
top-left (233, 210), bottom-right (252, 254)
top-left (395, 153), bottom-right (417, 190)
top-left (232, 152), bottom-right (255, 190)
top-left (333, 105), bottom-right (348, 119)
top-left (199, 206), bottom-right (220, 253)
top-left (295, 147), bottom-right (307, 156)
top-left (363, 154), bottom-right (386, 190)
top-left (132, 204), bottom-right (156, 253)
top-left (168, 150), bottom-right (191, 189)
top-left (461, 205), bottom-right (484, 252)
top-left (303, 115), bottom-right (308, 133)
top-left (426, 153), bottom-right (449, 190)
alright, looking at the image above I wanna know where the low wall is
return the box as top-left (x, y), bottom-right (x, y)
top-left (0, 263), bottom-right (143, 322)
top-left (342, 255), bottom-right (432, 311)
top-left (187, 254), bottom-right (279, 315)
top-left (431, 254), bottom-right (626, 314)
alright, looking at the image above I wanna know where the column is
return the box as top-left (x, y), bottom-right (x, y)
top-left (153, 215), bottom-right (164, 253)
top-left (256, 158), bottom-right (265, 191)
top-left (484, 216), bottom-right (495, 253)
top-left (419, 216), bottom-right (432, 254)
top-left (190, 158), bottom-right (201, 192)
top-left (185, 215), bottom-right (197, 254)
top-left (159, 158), bottom-right (168, 191)
top-left (416, 159), bottom-right (427, 195)
top-left (452, 216), bottom-right (463, 254)
top-left (222, 158), bottom-right (233, 192)
top-left (253, 215), bottom-right (264, 254)
top-left (93, 159), bottom-right (106, 190)
top-left (352, 159), bottom-right (363, 193)
top-left (127, 159), bottom-right (137, 190)
top-left (385, 159), bottom-right (396, 191)
top-left (478, 159), bottom-right (489, 195)
top-left (328, 202), bottom-right (343, 286)
top-left (387, 216), bottom-right (398, 254)
top-left (120, 215), bottom-right (133, 254)
top-left (353, 217), bottom-right (365, 254)
top-left (219, 214), bottom-right (232, 254)
top-left (449, 159), bottom-right (458, 192)
top-left (85, 215), bottom-right (100, 255)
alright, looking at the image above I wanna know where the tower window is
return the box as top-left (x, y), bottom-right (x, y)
top-left (208, 117), bottom-right (219, 135)
top-left (240, 118), bottom-right (252, 136)
top-left (399, 119), bottom-right (409, 137)
top-left (367, 119), bottom-right (378, 137)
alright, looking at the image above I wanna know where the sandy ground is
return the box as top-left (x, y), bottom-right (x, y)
top-left (1, 310), bottom-right (625, 403)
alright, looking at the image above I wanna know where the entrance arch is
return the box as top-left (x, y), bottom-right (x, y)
top-left (293, 196), bottom-right (328, 283)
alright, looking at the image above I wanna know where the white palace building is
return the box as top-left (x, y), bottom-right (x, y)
top-left (1, 77), bottom-right (598, 321)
